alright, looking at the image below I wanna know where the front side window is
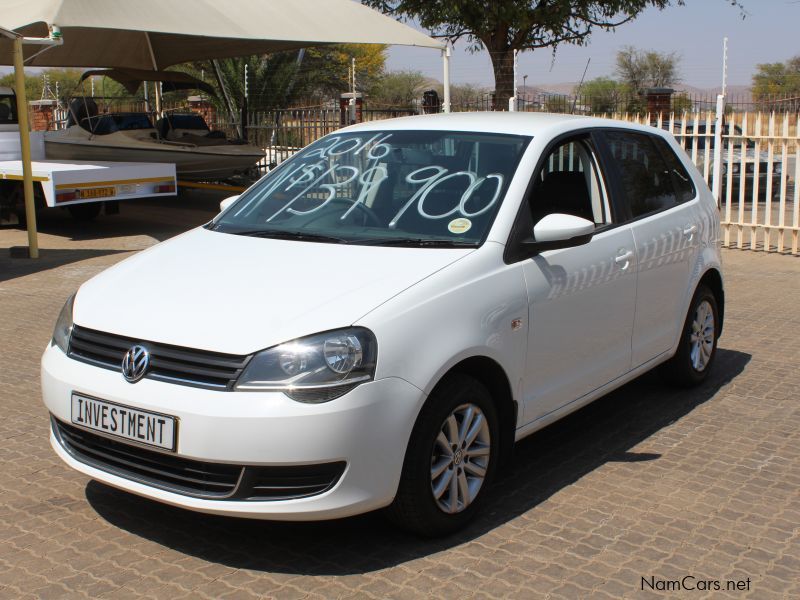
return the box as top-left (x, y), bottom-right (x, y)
top-left (529, 136), bottom-right (609, 227)
top-left (211, 130), bottom-right (530, 247)
top-left (604, 131), bottom-right (677, 219)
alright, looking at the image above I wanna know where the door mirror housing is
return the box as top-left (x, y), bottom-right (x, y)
top-left (219, 195), bottom-right (240, 213)
top-left (525, 213), bottom-right (595, 252)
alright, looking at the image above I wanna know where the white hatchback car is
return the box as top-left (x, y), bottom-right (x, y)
top-left (43, 113), bottom-right (724, 535)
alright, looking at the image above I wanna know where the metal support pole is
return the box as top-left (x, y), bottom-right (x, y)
top-left (721, 37), bottom-right (728, 98)
top-left (210, 59), bottom-right (241, 138)
top-left (13, 36), bottom-right (38, 258)
top-left (509, 49), bottom-right (518, 112)
top-left (711, 94), bottom-right (724, 206)
top-left (711, 37), bottom-right (728, 207)
top-left (442, 45), bottom-right (451, 113)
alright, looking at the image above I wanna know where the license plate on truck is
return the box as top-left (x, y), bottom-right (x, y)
top-left (71, 393), bottom-right (177, 451)
top-left (79, 187), bottom-right (115, 199)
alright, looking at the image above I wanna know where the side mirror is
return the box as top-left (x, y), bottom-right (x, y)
top-left (219, 195), bottom-right (239, 213)
top-left (526, 213), bottom-right (595, 252)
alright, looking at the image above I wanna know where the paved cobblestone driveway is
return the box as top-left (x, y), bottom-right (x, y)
top-left (1, 197), bottom-right (798, 599)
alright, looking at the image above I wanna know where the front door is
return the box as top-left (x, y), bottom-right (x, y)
top-left (514, 135), bottom-right (637, 425)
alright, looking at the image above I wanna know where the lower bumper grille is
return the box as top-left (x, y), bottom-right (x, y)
top-left (52, 418), bottom-right (346, 501)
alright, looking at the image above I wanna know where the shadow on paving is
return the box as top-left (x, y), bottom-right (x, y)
top-left (2, 190), bottom-right (223, 248)
top-left (0, 247), bottom-right (131, 283)
top-left (85, 347), bottom-right (751, 575)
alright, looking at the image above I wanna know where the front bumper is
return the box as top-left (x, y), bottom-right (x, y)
top-left (42, 343), bottom-right (425, 520)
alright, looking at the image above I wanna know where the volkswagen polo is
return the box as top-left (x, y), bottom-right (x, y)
top-left (43, 113), bottom-right (724, 535)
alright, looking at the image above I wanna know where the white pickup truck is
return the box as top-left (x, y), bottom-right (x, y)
top-left (0, 86), bottom-right (176, 224)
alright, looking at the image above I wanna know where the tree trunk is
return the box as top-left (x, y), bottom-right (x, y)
top-left (490, 49), bottom-right (516, 111)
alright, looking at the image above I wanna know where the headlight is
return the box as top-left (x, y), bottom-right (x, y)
top-left (52, 293), bottom-right (76, 353)
top-left (731, 163), bottom-right (740, 174)
top-left (235, 328), bottom-right (377, 402)
top-left (774, 163), bottom-right (782, 175)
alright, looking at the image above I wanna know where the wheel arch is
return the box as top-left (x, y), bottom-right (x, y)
top-left (698, 267), bottom-right (725, 336)
top-left (430, 355), bottom-right (518, 466)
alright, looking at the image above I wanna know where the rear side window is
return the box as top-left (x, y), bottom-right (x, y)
top-left (652, 137), bottom-right (696, 203)
top-left (604, 131), bottom-right (677, 218)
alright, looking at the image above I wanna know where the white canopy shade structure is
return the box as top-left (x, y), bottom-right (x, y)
top-left (0, 0), bottom-right (445, 67)
top-left (0, 0), bottom-right (451, 257)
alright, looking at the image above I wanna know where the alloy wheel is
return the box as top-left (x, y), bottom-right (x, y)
top-left (690, 299), bottom-right (715, 372)
top-left (430, 402), bottom-right (491, 514)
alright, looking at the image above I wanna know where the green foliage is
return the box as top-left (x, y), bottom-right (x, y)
top-left (364, 0), bottom-right (683, 108)
top-left (0, 68), bottom-right (145, 106)
top-left (369, 70), bottom-right (428, 107)
top-left (449, 83), bottom-right (489, 108)
top-left (751, 57), bottom-right (800, 99)
top-left (187, 44), bottom-right (387, 112)
top-left (576, 77), bottom-right (629, 113)
top-left (543, 95), bottom-right (572, 113)
top-left (671, 92), bottom-right (694, 113)
top-left (615, 46), bottom-right (680, 94)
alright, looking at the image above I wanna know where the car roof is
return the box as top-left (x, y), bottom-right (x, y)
top-left (0, 86), bottom-right (15, 96)
top-left (342, 111), bottom-right (672, 139)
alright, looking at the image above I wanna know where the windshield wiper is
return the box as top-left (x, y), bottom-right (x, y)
top-left (356, 238), bottom-right (476, 248)
top-left (226, 229), bottom-right (351, 244)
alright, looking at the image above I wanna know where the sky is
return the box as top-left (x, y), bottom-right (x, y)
top-left (384, 0), bottom-right (800, 91)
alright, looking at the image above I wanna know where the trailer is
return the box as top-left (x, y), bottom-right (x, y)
top-left (0, 129), bottom-right (176, 223)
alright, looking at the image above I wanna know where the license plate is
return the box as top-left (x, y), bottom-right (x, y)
top-left (71, 393), bottom-right (177, 451)
top-left (79, 187), bottom-right (115, 199)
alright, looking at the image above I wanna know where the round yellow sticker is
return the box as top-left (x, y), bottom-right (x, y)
top-left (448, 218), bottom-right (472, 234)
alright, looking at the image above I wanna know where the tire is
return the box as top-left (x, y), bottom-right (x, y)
top-left (68, 202), bottom-right (102, 222)
top-left (388, 374), bottom-right (500, 537)
top-left (660, 285), bottom-right (719, 387)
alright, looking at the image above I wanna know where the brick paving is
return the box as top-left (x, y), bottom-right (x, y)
top-left (1, 195), bottom-right (798, 599)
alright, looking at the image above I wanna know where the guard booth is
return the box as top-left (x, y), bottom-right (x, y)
top-left (422, 90), bottom-right (440, 114)
top-left (339, 93), bottom-right (364, 126)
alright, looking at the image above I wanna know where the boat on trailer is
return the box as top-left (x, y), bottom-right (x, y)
top-left (43, 70), bottom-right (264, 181)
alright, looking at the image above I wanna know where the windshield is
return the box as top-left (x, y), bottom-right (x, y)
top-left (167, 114), bottom-right (209, 130)
top-left (90, 113), bottom-right (154, 134)
top-left (210, 130), bottom-right (530, 247)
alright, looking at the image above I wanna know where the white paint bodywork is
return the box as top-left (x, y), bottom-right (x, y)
top-left (41, 112), bottom-right (724, 520)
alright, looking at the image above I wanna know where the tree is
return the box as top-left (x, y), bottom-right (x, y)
top-left (0, 68), bottom-right (132, 102)
top-left (449, 83), bottom-right (489, 109)
top-left (671, 92), bottom-right (693, 113)
top-left (576, 77), bottom-right (629, 113)
top-left (615, 46), bottom-right (680, 93)
top-left (369, 69), bottom-right (428, 107)
top-left (186, 44), bottom-right (386, 112)
top-left (363, 1), bottom-right (729, 110)
top-left (751, 56), bottom-right (800, 100)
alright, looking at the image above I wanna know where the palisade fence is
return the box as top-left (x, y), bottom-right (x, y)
top-left (613, 111), bottom-right (799, 255)
top-left (46, 97), bottom-right (800, 255)
top-left (212, 106), bottom-right (798, 255)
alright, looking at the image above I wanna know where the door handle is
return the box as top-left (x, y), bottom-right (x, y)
top-left (683, 224), bottom-right (698, 239)
top-left (615, 249), bottom-right (634, 270)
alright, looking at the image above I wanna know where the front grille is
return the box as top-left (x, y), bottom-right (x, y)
top-left (53, 418), bottom-right (346, 501)
top-left (54, 418), bottom-right (242, 498)
top-left (68, 325), bottom-right (251, 391)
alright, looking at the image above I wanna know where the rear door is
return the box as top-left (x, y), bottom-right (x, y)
top-left (599, 130), bottom-right (702, 367)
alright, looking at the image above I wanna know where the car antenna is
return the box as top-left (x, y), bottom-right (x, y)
top-left (572, 58), bottom-right (591, 115)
